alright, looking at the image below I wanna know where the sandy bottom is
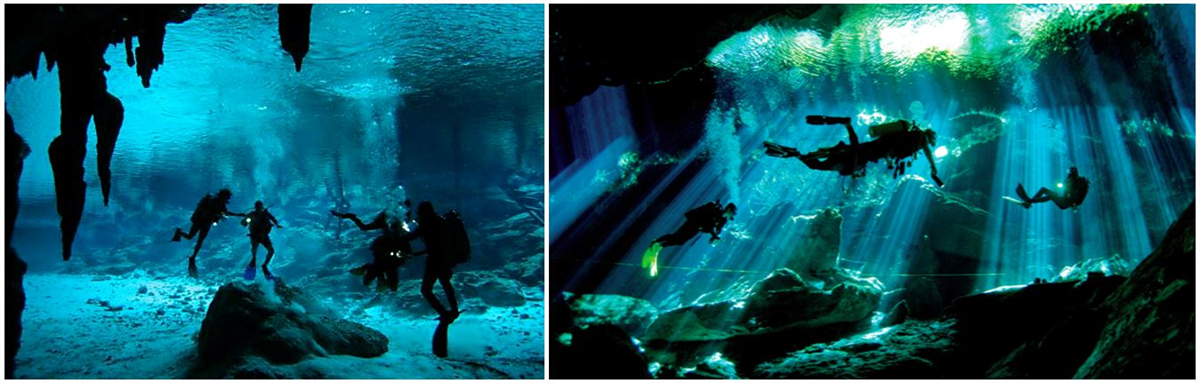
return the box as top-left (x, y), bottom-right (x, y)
top-left (14, 272), bottom-right (544, 379)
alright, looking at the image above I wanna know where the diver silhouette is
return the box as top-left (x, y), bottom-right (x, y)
top-left (642, 201), bottom-right (737, 277)
top-left (331, 199), bottom-right (415, 293)
top-left (400, 202), bottom-right (462, 324)
top-left (402, 201), bottom-right (472, 358)
top-left (237, 200), bottom-right (282, 281)
top-left (1013, 167), bottom-right (1089, 210)
top-left (172, 188), bottom-right (238, 278)
top-left (763, 115), bottom-right (944, 187)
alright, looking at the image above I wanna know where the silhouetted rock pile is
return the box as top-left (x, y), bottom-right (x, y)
top-left (191, 281), bottom-right (388, 378)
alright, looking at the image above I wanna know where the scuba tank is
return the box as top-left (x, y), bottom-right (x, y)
top-left (868, 120), bottom-right (912, 138)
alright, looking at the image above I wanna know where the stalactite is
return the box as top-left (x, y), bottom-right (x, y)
top-left (278, 4), bottom-right (313, 72)
top-left (94, 92), bottom-right (124, 206)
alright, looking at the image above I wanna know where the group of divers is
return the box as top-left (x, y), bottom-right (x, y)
top-left (170, 190), bottom-right (470, 354)
top-left (642, 115), bottom-right (1090, 277)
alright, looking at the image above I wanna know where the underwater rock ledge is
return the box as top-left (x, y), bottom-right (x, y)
top-left (190, 281), bottom-right (388, 378)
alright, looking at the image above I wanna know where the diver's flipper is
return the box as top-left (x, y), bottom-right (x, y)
top-left (1002, 196), bottom-right (1032, 209)
top-left (262, 267), bottom-right (275, 281)
top-left (243, 266), bottom-right (256, 281)
top-left (172, 228), bottom-right (183, 242)
top-left (349, 264), bottom-right (370, 276)
top-left (188, 258), bottom-right (198, 279)
top-left (1015, 184), bottom-right (1032, 201)
top-left (763, 141), bottom-right (802, 159)
top-left (432, 320), bottom-right (450, 358)
top-left (642, 242), bottom-right (662, 278)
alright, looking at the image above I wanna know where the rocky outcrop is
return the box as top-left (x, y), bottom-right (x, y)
top-left (1074, 202), bottom-right (1194, 379)
top-left (5, 113), bottom-right (30, 379)
top-left (642, 268), bottom-right (882, 375)
top-left (782, 208), bottom-right (842, 278)
top-left (566, 293), bottom-right (659, 338)
top-left (945, 274), bottom-right (1127, 377)
top-left (755, 320), bottom-right (957, 379)
top-left (1050, 254), bottom-right (1132, 282)
top-left (550, 5), bottom-right (820, 108)
top-left (551, 324), bottom-right (653, 379)
top-left (191, 281), bottom-right (388, 378)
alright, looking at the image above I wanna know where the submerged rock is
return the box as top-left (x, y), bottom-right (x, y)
top-left (782, 208), bottom-right (842, 278)
top-left (1051, 254), bottom-right (1132, 283)
top-left (645, 268), bottom-right (881, 343)
top-left (1074, 202), bottom-right (1195, 379)
top-left (193, 281), bottom-right (387, 377)
top-left (566, 293), bottom-right (658, 338)
top-left (755, 320), bottom-right (957, 379)
top-left (551, 324), bottom-right (652, 379)
top-left (642, 268), bottom-right (882, 375)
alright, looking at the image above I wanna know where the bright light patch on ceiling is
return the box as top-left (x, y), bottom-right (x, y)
top-left (934, 146), bottom-right (949, 158)
top-left (879, 9), bottom-right (970, 58)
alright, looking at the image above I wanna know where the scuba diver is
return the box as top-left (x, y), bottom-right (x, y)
top-left (642, 200), bottom-right (737, 277)
top-left (237, 201), bottom-right (282, 281)
top-left (172, 188), bottom-right (238, 278)
top-left (1010, 167), bottom-right (1089, 210)
top-left (399, 201), bottom-right (464, 325)
top-left (763, 115), bottom-right (944, 187)
top-left (331, 199), bottom-right (415, 293)
top-left (399, 201), bottom-right (471, 358)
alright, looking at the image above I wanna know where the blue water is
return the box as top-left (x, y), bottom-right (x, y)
top-left (7, 4), bottom-right (544, 379)
top-left (551, 4), bottom-right (1195, 309)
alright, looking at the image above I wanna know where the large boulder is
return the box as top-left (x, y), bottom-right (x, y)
top-left (1074, 202), bottom-right (1195, 379)
top-left (566, 293), bottom-right (659, 338)
top-left (193, 281), bottom-right (388, 376)
top-left (645, 269), bottom-right (881, 343)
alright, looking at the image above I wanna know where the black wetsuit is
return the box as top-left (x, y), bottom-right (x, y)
top-left (654, 202), bottom-right (728, 247)
top-left (402, 214), bottom-right (458, 320)
top-left (177, 194), bottom-right (235, 259)
top-left (347, 212), bottom-right (413, 292)
top-left (244, 209), bottom-right (280, 272)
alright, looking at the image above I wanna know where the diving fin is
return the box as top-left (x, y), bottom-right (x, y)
top-left (243, 266), bottom-right (256, 281)
top-left (262, 267), bottom-right (275, 281)
top-left (172, 228), bottom-right (183, 242)
top-left (642, 242), bottom-right (662, 278)
top-left (349, 264), bottom-right (370, 276)
top-left (188, 258), bottom-right (198, 279)
top-left (1015, 184), bottom-right (1031, 201)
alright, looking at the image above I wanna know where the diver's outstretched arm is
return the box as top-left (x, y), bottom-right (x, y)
top-left (330, 210), bottom-right (386, 231)
top-left (923, 145), bottom-right (944, 187)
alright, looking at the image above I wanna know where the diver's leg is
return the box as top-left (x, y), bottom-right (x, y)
top-left (438, 267), bottom-right (458, 317)
top-left (1029, 188), bottom-right (1057, 203)
top-left (179, 222), bottom-right (201, 240)
top-left (386, 267), bottom-right (399, 292)
top-left (656, 226), bottom-right (700, 247)
top-left (261, 238), bottom-right (275, 271)
top-left (191, 225), bottom-right (211, 259)
top-left (421, 264), bottom-right (449, 317)
top-left (248, 240), bottom-right (259, 268)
